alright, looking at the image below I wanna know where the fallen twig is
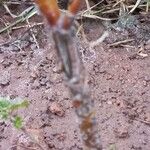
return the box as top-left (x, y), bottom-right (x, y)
top-left (0, 6), bottom-right (37, 34)
top-left (109, 39), bottom-right (134, 47)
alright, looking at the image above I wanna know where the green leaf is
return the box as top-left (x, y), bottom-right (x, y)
top-left (0, 99), bottom-right (11, 109)
top-left (13, 116), bottom-right (23, 129)
top-left (10, 100), bottom-right (29, 111)
top-left (0, 111), bottom-right (9, 119)
top-left (0, 97), bottom-right (29, 129)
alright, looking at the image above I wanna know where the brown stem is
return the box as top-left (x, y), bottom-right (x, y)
top-left (35, 0), bottom-right (102, 149)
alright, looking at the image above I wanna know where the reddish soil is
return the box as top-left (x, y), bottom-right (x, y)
top-left (0, 4), bottom-right (150, 150)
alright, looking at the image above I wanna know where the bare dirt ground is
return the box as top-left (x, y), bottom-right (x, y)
top-left (0, 3), bottom-right (150, 150)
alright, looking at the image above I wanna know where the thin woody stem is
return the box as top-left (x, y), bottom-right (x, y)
top-left (68, 0), bottom-right (81, 15)
top-left (52, 25), bottom-right (102, 149)
top-left (52, 28), bottom-right (73, 78)
top-left (35, 0), bottom-right (102, 149)
top-left (36, 0), bottom-right (60, 26)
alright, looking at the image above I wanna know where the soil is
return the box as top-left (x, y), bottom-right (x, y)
top-left (0, 3), bottom-right (150, 150)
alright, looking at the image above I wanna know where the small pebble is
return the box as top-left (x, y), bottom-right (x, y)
top-left (48, 102), bottom-right (65, 117)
